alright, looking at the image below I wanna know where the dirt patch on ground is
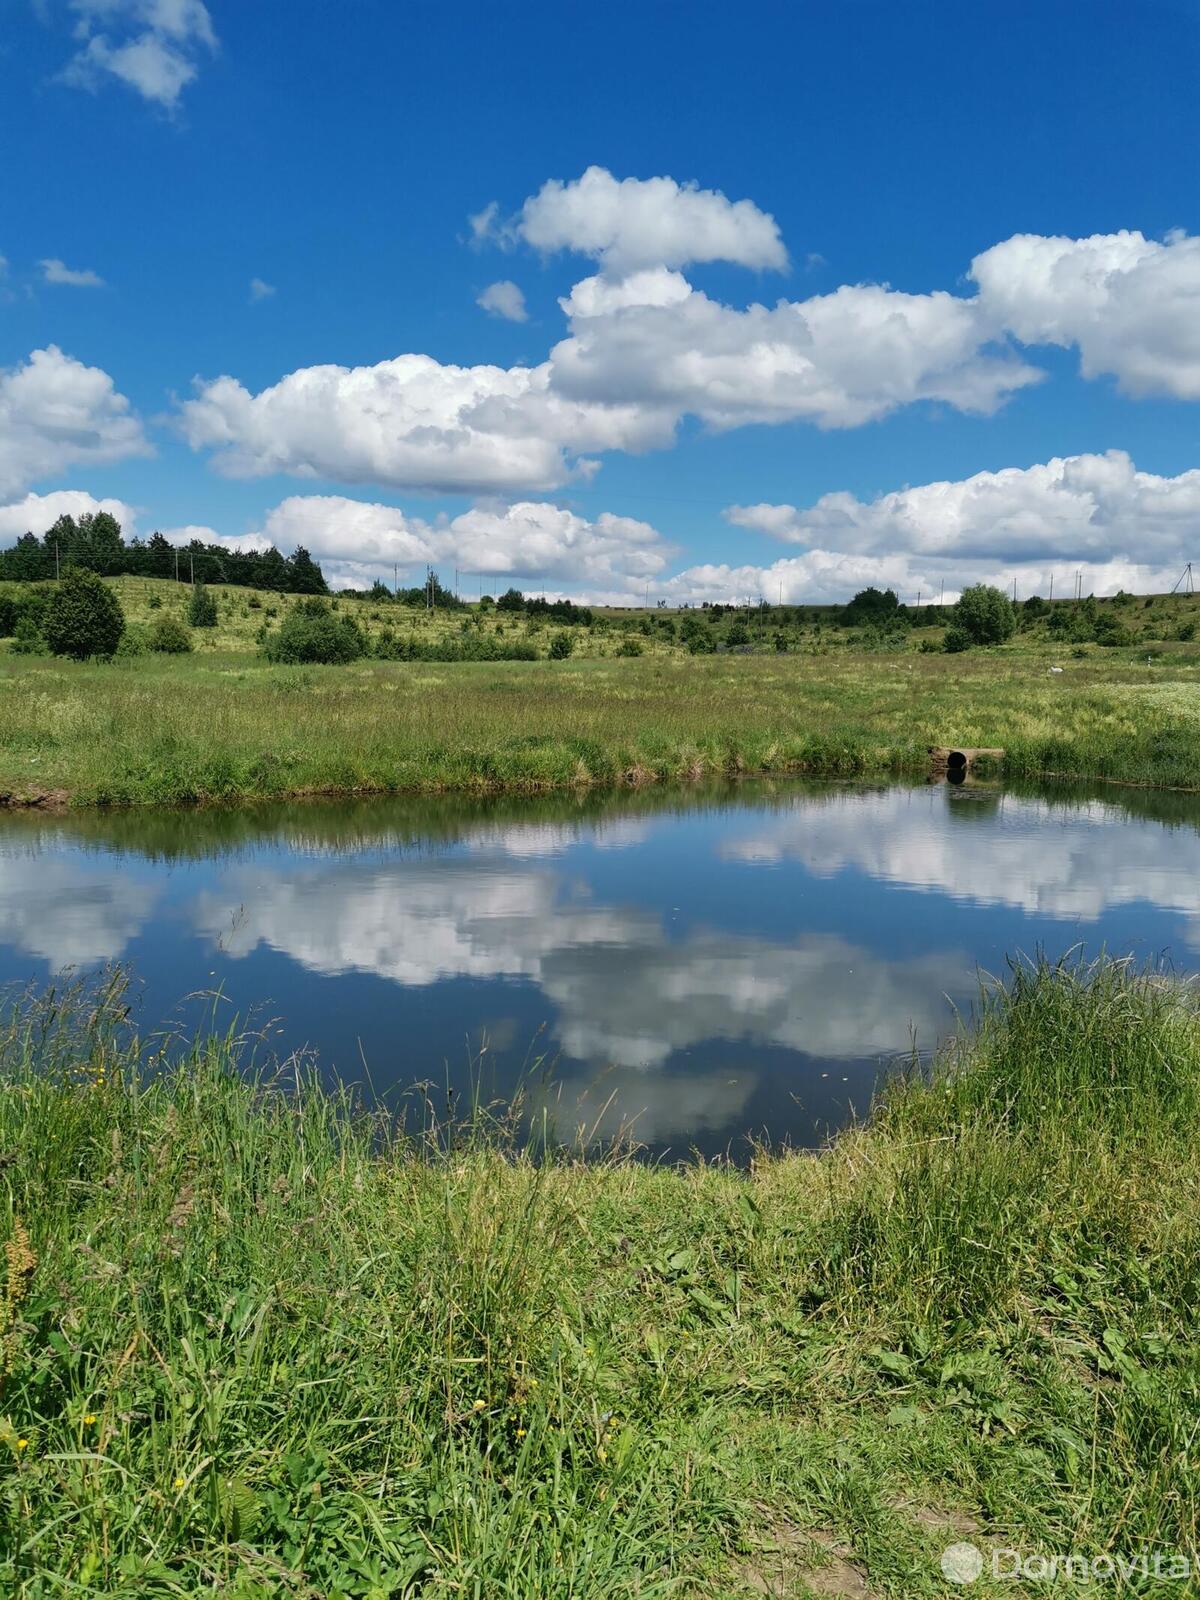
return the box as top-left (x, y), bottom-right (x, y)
top-left (733, 1515), bottom-right (879, 1599)
top-left (0, 787), bottom-right (70, 810)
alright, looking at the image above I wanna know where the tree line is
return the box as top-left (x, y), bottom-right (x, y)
top-left (0, 512), bottom-right (328, 595)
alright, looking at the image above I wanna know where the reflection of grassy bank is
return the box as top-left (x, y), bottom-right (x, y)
top-left (4, 958), bottom-right (1199, 1595)
top-left (1, 647), bottom-right (1199, 806)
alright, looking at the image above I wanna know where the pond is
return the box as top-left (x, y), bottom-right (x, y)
top-left (2, 777), bottom-right (1200, 1158)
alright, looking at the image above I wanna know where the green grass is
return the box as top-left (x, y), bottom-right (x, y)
top-left (1, 638), bottom-right (1200, 806)
top-left (3, 956), bottom-right (1199, 1596)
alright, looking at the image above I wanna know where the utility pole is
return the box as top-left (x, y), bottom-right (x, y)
top-left (1049, 573), bottom-right (1054, 603)
top-left (393, 563), bottom-right (398, 597)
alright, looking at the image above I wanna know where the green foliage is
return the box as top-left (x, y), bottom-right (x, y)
top-left (548, 630), bottom-right (574, 659)
top-left (496, 587), bottom-right (526, 611)
top-left (726, 621), bottom-right (751, 647)
top-left (3, 957), bottom-right (1200, 1592)
top-left (615, 637), bottom-right (643, 657)
top-left (187, 583), bottom-right (219, 628)
top-left (842, 586), bottom-right (899, 626)
top-left (1093, 612), bottom-right (1134, 647)
top-left (42, 567), bottom-right (125, 660)
top-left (148, 615), bottom-right (194, 654)
top-left (10, 615), bottom-right (47, 655)
top-left (953, 584), bottom-right (1016, 645)
top-left (942, 625), bottom-right (972, 653)
top-left (263, 598), bottom-right (366, 664)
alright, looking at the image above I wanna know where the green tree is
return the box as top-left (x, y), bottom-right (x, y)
top-left (548, 631), bottom-right (573, 659)
top-left (954, 584), bottom-right (1016, 645)
top-left (148, 615), bottom-right (194, 654)
top-left (497, 587), bottom-right (526, 612)
top-left (262, 599), bottom-right (366, 664)
top-left (42, 568), bottom-right (125, 660)
top-left (188, 583), bottom-right (219, 628)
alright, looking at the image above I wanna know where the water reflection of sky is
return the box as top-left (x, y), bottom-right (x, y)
top-left (2, 782), bottom-right (1199, 1156)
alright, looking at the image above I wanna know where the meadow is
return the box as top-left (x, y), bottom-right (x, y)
top-left (2, 576), bottom-right (1200, 805)
top-left (2, 955), bottom-right (1199, 1595)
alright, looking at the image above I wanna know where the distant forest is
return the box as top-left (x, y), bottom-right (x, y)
top-left (0, 512), bottom-right (328, 594)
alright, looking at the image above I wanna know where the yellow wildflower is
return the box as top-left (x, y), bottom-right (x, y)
top-left (472, 1398), bottom-right (485, 1411)
top-left (16, 1439), bottom-right (28, 1451)
top-left (516, 1427), bottom-right (526, 1439)
top-left (174, 1476), bottom-right (185, 1489)
top-left (83, 1413), bottom-right (97, 1425)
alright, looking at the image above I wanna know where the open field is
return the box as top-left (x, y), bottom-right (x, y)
top-left (1, 635), bottom-right (1200, 806)
top-left (3, 956), bottom-right (1199, 1595)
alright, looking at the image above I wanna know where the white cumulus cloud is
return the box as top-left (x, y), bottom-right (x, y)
top-left (476, 280), bottom-right (528, 322)
top-left (253, 495), bottom-right (673, 596)
top-left (40, 259), bottom-right (105, 288)
top-left (970, 229), bottom-right (1200, 399)
top-left (0, 346), bottom-right (151, 500)
top-left (0, 489), bottom-right (140, 541)
top-left (480, 165), bottom-right (789, 274)
top-left (61, 0), bottom-right (217, 109)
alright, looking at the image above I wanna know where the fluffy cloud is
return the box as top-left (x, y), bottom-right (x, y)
top-left (476, 280), bottom-right (528, 322)
top-left (482, 165), bottom-right (788, 273)
top-left (707, 450), bottom-right (1200, 602)
top-left (254, 495), bottom-right (672, 595)
top-left (249, 277), bottom-right (276, 302)
top-left (550, 279), bottom-right (1040, 430)
top-left (179, 354), bottom-right (674, 494)
top-left (970, 229), bottom-right (1200, 399)
top-left (61, 0), bottom-right (217, 109)
top-left (0, 346), bottom-right (150, 500)
top-left (0, 488), bottom-right (140, 541)
top-left (40, 258), bottom-right (105, 288)
top-left (726, 451), bottom-right (1200, 564)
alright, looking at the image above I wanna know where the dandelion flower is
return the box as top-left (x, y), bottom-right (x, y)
top-left (174, 1476), bottom-right (185, 1489)
top-left (516, 1427), bottom-right (526, 1439)
top-left (83, 1414), bottom-right (97, 1425)
top-left (472, 1399), bottom-right (486, 1411)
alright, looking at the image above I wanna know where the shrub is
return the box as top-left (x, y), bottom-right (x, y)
top-left (616, 638), bottom-right (643, 657)
top-left (497, 588), bottom-right (525, 612)
top-left (954, 584), bottom-right (1016, 645)
top-left (43, 568), bottom-right (125, 660)
top-left (0, 594), bottom-right (15, 636)
top-left (263, 600), bottom-right (366, 665)
top-left (773, 633), bottom-right (789, 652)
top-left (1177, 621), bottom-right (1196, 642)
top-left (147, 592), bottom-right (162, 610)
top-left (548, 631), bottom-right (574, 659)
top-left (726, 622), bottom-right (751, 647)
top-left (842, 586), bottom-right (899, 626)
top-left (10, 615), bottom-right (46, 655)
top-left (1093, 612), bottom-right (1133, 647)
top-left (114, 625), bottom-right (148, 658)
top-left (942, 625), bottom-right (972, 653)
top-left (148, 615), bottom-right (194, 654)
top-left (187, 583), bottom-right (218, 628)
top-left (247, 594), bottom-right (262, 610)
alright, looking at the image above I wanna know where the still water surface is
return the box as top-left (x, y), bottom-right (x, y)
top-left (2, 779), bottom-right (1199, 1157)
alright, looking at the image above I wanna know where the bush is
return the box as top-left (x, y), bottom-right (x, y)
top-left (773, 633), bottom-right (789, 652)
top-left (726, 622), bottom-right (751, 647)
top-left (148, 616), bottom-right (194, 654)
top-left (942, 625), bottom-right (972, 653)
top-left (0, 594), bottom-right (16, 635)
top-left (616, 638), bottom-right (643, 657)
top-left (187, 583), bottom-right (218, 628)
top-left (953, 584), bottom-right (1016, 645)
top-left (43, 568), bottom-right (125, 660)
top-left (10, 615), bottom-right (46, 655)
top-left (548, 631), bottom-right (574, 659)
top-left (497, 588), bottom-right (525, 612)
top-left (147, 592), bottom-right (162, 610)
top-left (263, 599), bottom-right (366, 664)
top-left (1093, 612), bottom-right (1133, 647)
top-left (1176, 621), bottom-right (1196, 642)
top-left (114, 625), bottom-right (148, 658)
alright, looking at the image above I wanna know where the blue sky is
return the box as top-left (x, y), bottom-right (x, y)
top-left (2, 0), bottom-right (1199, 601)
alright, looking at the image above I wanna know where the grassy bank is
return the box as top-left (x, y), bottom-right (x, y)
top-left (2, 645), bottom-right (1200, 807)
top-left (2, 957), bottom-right (1199, 1595)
